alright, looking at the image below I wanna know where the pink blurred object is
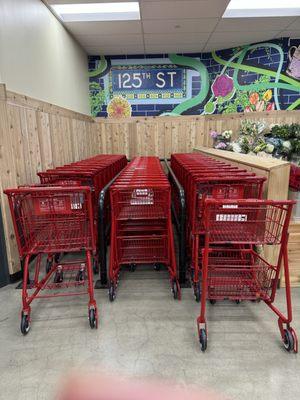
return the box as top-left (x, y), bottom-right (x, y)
top-left (57, 374), bottom-right (224, 400)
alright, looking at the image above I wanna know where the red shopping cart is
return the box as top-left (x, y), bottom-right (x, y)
top-left (197, 199), bottom-right (297, 353)
top-left (37, 154), bottom-right (127, 276)
top-left (4, 186), bottom-right (98, 334)
top-left (170, 153), bottom-right (265, 301)
top-left (108, 157), bottom-right (180, 300)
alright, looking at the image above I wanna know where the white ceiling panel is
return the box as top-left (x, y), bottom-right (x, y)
top-left (144, 44), bottom-right (206, 54)
top-left (140, 1), bottom-right (230, 20)
top-left (279, 30), bottom-right (300, 38)
top-left (143, 18), bottom-right (218, 34)
top-left (64, 20), bottom-right (142, 35)
top-left (216, 17), bottom-right (296, 32)
top-left (76, 33), bottom-right (143, 46)
top-left (284, 17), bottom-right (300, 30)
top-left (144, 33), bottom-right (211, 45)
top-left (45, 0), bottom-right (297, 54)
top-left (85, 44), bottom-right (145, 55)
top-left (209, 30), bottom-right (279, 43)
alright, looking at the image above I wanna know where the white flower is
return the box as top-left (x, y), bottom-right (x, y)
top-left (265, 143), bottom-right (274, 153)
top-left (283, 140), bottom-right (292, 150)
top-left (222, 130), bottom-right (232, 139)
top-left (232, 142), bottom-right (242, 153)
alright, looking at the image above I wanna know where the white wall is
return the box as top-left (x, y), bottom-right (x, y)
top-left (0, 0), bottom-right (90, 114)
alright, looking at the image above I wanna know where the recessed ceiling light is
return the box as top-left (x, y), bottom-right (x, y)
top-left (51, 2), bottom-right (140, 22)
top-left (223, 0), bottom-right (300, 18)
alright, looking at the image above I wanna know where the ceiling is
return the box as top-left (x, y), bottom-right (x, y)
top-left (46, 0), bottom-right (300, 55)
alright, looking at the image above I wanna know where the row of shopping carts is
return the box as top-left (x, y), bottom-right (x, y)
top-left (5, 154), bottom-right (127, 334)
top-left (170, 153), bottom-right (298, 353)
top-left (4, 152), bottom-right (298, 354)
top-left (108, 157), bottom-right (181, 300)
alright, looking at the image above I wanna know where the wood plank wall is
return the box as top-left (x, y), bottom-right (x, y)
top-left (95, 110), bottom-right (300, 158)
top-left (0, 84), bottom-right (97, 274)
top-left (0, 83), bottom-right (299, 275)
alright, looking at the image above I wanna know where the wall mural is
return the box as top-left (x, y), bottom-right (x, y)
top-left (88, 38), bottom-right (300, 118)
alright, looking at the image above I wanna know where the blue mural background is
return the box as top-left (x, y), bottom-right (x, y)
top-left (88, 37), bottom-right (300, 118)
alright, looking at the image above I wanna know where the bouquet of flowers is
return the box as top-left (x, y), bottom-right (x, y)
top-left (265, 123), bottom-right (300, 162)
top-left (231, 120), bottom-right (270, 155)
top-left (210, 130), bottom-right (233, 150)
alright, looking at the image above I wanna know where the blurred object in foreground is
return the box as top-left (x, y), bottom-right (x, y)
top-left (57, 373), bottom-right (225, 400)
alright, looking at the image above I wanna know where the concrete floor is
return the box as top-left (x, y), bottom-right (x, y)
top-left (0, 266), bottom-right (299, 400)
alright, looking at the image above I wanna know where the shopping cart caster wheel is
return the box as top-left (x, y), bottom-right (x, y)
top-left (154, 263), bottom-right (161, 271)
top-left (93, 260), bottom-right (99, 274)
top-left (283, 329), bottom-right (294, 352)
top-left (20, 313), bottom-right (30, 335)
top-left (171, 280), bottom-right (178, 300)
top-left (54, 271), bottom-right (63, 283)
top-left (194, 283), bottom-right (201, 303)
top-left (209, 299), bottom-right (216, 305)
top-left (199, 329), bottom-right (207, 352)
top-left (235, 300), bottom-right (241, 304)
top-left (89, 309), bottom-right (97, 329)
top-left (130, 264), bottom-right (136, 272)
top-left (108, 285), bottom-right (116, 302)
top-left (46, 259), bottom-right (52, 274)
top-left (76, 270), bottom-right (84, 282)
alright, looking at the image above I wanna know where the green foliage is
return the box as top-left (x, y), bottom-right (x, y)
top-left (270, 123), bottom-right (300, 140)
top-left (268, 123), bottom-right (300, 159)
top-left (89, 82), bottom-right (106, 117)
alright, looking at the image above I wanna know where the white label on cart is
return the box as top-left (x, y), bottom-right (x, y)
top-left (222, 204), bottom-right (238, 209)
top-left (216, 213), bottom-right (247, 222)
top-left (131, 189), bottom-right (154, 205)
top-left (70, 193), bottom-right (84, 210)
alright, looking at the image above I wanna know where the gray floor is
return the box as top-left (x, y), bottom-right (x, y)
top-left (0, 266), bottom-right (299, 400)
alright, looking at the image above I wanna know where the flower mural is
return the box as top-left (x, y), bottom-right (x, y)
top-left (107, 96), bottom-right (132, 118)
top-left (212, 74), bottom-right (234, 98)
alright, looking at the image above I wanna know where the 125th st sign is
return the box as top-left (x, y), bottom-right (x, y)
top-left (109, 64), bottom-right (186, 100)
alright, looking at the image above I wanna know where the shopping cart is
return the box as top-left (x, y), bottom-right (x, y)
top-left (108, 157), bottom-right (180, 300)
top-left (37, 154), bottom-right (127, 277)
top-left (170, 153), bottom-right (265, 301)
top-left (197, 198), bottom-right (297, 353)
top-left (4, 186), bottom-right (98, 334)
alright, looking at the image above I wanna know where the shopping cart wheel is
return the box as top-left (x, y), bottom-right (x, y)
top-left (154, 263), bottom-right (161, 271)
top-left (130, 263), bottom-right (136, 272)
top-left (209, 299), bottom-right (216, 305)
top-left (171, 279), bottom-right (178, 299)
top-left (89, 309), bottom-right (97, 329)
top-left (283, 329), bottom-right (294, 352)
top-left (54, 270), bottom-right (63, 283)
top-left (76, 270), bottom-right (84, 282)
top-left (108, 283), bottom-right (116, 302)
top-left (199, 329), bottom-right (207, 352)
top-left (194, 283), bottom-right (201, 303)
top-left (235, 300), bottom-right (241, 304)
top-left (46, 259), bottom-right (52, 274)
top-left (20, 312), bottom-right (30, 335)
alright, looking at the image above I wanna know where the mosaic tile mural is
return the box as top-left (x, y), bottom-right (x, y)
top-left (88, 38), bottom-right (300, 118)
